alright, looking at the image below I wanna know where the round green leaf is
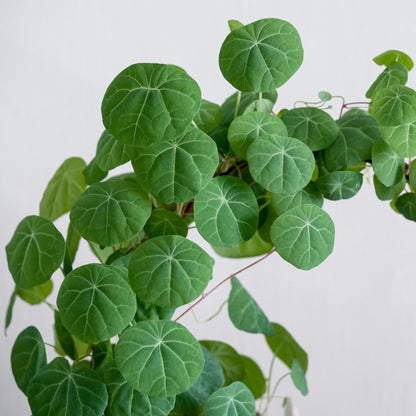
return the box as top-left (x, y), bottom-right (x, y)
top-left (281, 107), bottom-right (338, 151)
top-left (318, 91), bottom-right (332, 101)
top-left (194, 99), bottom-right (222, 132)
top-left (174, 346), bottom-right (225, 414)
top-left (228, 112), bottom-right (288, 159)
top-left (202, 381), bottom-right (256, 416)
top-left (194, 176), bottom-right (259, 247)
top-left (213, 231), bottom-right (273, 258)
top-left (115, 320), bottom-right (204, 397)
top-left (395, 193), bottom-right (416, 221)
top-left (95, 129), bottom-right (136, 171)
top-left (11, 326), bottom-right (46, 395)
top-left (240, 356), bottom-right (266, 400)
top-left (271, 204), bottom-right (335, 270)
top-left (102, 63), bottom-right (201, 145)
top-left (132, 127), bottom-right (219, 204)
top-left (219, 18), bottom-right (303, 92)
top-left (199, 340), bottom-right (245, 386)
top-left (315, 171), bottom-right (363, 200)
top-left (27, 357), bottom-right (108, 416)
top-left (70, 180), bottom-right (151, 246)
top-left (372, 85), bottom-right (416, 126)
top-left (99, 360), bottom-right (175, 416)
top-left (39, 157), bottom-right (87, 221)
top-left (373, 174), bottom-right (406, 201)
top-left (228, 277), bottom-right (274, 336)
top-left (128, 235), bottom-right (213, 308)
top-left (366, 62), bottom-right (408, 99)
top-left (247, 135), bottom-right (315, 194)
top-left (16, 280), bottom-right (53, 305)
top-left (371, 140), bottom-right (404, 186)
top-left (144, 209), bottom-right (188, 238)
top-left (266, 322), bottom-right (308, 372)
top-left (379, 122), bottom-right (416, 158)
top-left (57, 264), bottom-right (137, 344)
top-left (271, 182), bottom-right (323, 216)
top-left (6, 215), bottom-right (65, 289)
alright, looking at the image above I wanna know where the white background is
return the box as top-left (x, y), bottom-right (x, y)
top-left (2, 0), bottom-right (416, 414)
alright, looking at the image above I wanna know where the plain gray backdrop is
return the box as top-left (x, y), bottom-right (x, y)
top-left (2, 0), bottom-right (416, 414)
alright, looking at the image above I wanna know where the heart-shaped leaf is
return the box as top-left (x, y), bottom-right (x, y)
top-left (228, 112), bottom-right (288, 159)
top-left (128, 235), bottom-right (213, 308)
top-left (271, 204), bottom-right (335, 270)
top-left (281, 107), bottom-right (338, 151)
top-left (11, 326), bottom-right (46, 394)
top-left (194, 176), bottom-right (259, 247)
top-left (228, 277), bottom-right (274, 336)
top-left (39, 157), bottom-right (87, 221)
top-left (247, 135), bottom-right (315, 194)
top-left (219, 18), bottom-right (303, 92)
top-left (6, 215), bottom-right (65, 289)
top-left (202, 381), bottom-right (256, 416)
top-left (102, 63), bottom-right (201, 145)
top-left (27, 357), bottom-right (108, 416)
top-left (70, 180), bottom-right (151, 246)
top-left (132, 127), bottom-right (218, 204)
top-left (57, 263), bottom-right (137, 344)
top-left (115, 320), bottom-right (204, 397)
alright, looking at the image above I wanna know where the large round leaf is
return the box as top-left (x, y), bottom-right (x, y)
top-left (102, 63), bottom-right (201, 145)
top-left (39, 157), bottom-right (87, 221)
top-left (228, 112), bottom-right (288, 159)
top-left (70, 180), bottom-right (151, 246)
top-left (115, 320), bottom-right (204, 397)
top-left (247, 135), bottom-right (315, 194)
top-left (194, 176), bottom-right (259, 247)
top-left (128, 235), bottom-right (213, 308)
top-left (132, 127), bottom-right (219, 204)
top-left (6, 215), bottom-right (65, 289)
top-left (11, 326), bottom-right (46, 395)
top-left (371, 140), bottom-right (404, 187)
top-left (271, 204), bottom-right (335, 270)
top-left (57, 264), bottom-right (137, 344)
top-left (27, 357), bottom-right (108, 416)
top-left (281, 107), bottom-right (338, 151)
top-left (202, 381), bottom-right (256, 416)
top-left (219, 18), bottom-right (303, 92)
top-left (99, 360), bottom-right (175, 416)
top-left (174, 346), bottom-right (225, 414)
top-left (95, 129), bottom-right (135, 171)
top-left (199, 340), bottom-right (245, 386)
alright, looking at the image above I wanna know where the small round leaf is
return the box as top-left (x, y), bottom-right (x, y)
top-left (70, 180), bottom-right (151, 246)
top-left (315, 171), bottom-right (363, 200)
top-left (396, 193), bottom-right (416, 221)
top-left (129, 235), bottom-right (213, 308)
top-left (219, 18), bottom-right (303, 92)
top-left (16, 280), bottom-right (53, 305)
top-left (115, 320), bottom-right (204, 397)
top-left (247, 135), bottom-right (315, 194)
top-left (194, 99), bottom-right (222, 132)
top-left (271, 204), bottom-right (335, 270)
top-left (6, 215), bottom-right (65, 289)
top-left (102, 63), bottom-right (201, 145)
top-left (57, 264), bottom-right (137, 344)
top-left (202, 381), bottom-right (256, 416)
top-left (144, 209), bottom-right (188, 238)
top-left (194, 176), bottom-right (259, 247)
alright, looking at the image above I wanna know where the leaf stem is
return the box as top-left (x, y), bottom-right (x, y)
top-left (259, 92), bottom-right (263, 112)
top-left (191, 299), bottom-right (228, 323)
top-left (234, 91), bottom-right (242, 119)
top-left (263, 372), bottom-right (291, 415)
top-left (174, 249), bottom-right (276, 322)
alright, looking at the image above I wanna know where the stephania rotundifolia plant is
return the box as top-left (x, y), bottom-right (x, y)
top-left (5, 17), bottom-right (416, 416)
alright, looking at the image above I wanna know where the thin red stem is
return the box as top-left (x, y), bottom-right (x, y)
top-left (174, 249), bottom-right (276, 322)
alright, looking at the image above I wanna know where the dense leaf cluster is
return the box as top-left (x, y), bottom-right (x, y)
top-left (5, 17), bottom-right (416, 416)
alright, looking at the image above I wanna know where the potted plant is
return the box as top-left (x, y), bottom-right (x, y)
top-left (5, 17), bottom-right (416, 416)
